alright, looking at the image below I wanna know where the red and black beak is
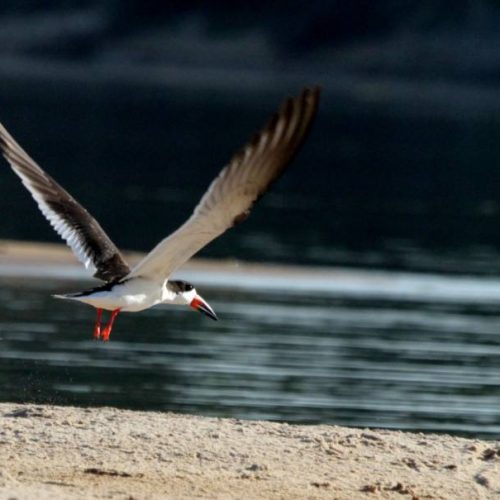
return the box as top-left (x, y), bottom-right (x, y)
top-left (190, 295), bottom-right (218, 321)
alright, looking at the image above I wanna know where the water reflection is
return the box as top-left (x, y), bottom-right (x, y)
top-left (1, 271), bottom-right (500, 438)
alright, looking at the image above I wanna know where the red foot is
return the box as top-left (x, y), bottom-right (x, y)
top-left (101, 327), bottom-right (111, 342)
top-left (93, 308), bottom-right (103, 340)
top-left (100, 308), bottom-right (121, 342)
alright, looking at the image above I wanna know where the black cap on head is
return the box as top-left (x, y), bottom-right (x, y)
top-left (169, 280), bottom-right (194, 293)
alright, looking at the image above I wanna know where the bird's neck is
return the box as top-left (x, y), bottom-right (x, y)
top-left (161, 281), bottom-right (178, 304)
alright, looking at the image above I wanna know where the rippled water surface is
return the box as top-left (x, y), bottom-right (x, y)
top-left (1, 270), bottom-right (500, 438)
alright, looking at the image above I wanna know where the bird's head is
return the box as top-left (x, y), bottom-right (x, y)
top-left (167, 280), bottom-right (218, 321)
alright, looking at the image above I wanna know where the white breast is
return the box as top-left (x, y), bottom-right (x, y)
top-left (72, 278), bottom-right (165, 312)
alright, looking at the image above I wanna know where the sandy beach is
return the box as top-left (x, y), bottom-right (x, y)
top-left (1, 240), bottom-right (500, 499)
top-left (0, 403), bottom-right (499, 499)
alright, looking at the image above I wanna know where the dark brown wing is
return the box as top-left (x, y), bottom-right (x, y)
top-left (0, 122), bottom-right (130, 282)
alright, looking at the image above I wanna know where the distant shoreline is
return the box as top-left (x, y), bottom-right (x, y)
top-left (1, 243), bottom-right (499, 498)
top-left (0, 402), bottom-right (496, 499)
top-left (0, 238), bottom-right (337, 280)
top-left (3, 239), bottom-right (500, 305)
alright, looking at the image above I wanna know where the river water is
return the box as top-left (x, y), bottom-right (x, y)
top-left (1, 267), bottom-right (500, 438)
top-left (1, 51), bottom-right (500, 439)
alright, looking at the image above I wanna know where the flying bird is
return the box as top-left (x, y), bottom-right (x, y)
top-left (0, 87), bottom-right (320, 341)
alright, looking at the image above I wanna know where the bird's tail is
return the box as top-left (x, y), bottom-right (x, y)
top-left (52, 293), bottom-right (84, 300)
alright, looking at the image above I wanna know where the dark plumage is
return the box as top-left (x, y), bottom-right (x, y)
top-left (0, 86), bottom-right (320, 340)
top-left (0, 123), bottom-right (130, 282)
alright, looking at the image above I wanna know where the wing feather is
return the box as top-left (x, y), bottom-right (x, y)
top-left (0, 122), bottom-right (130, 282)
top-left (128, 86), bottom-right (320, 281)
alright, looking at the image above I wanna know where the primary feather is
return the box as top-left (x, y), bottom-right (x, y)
top-left (0, 86), bottom-right (319, 285)
top-left (127, 86), bottom-right (320, 281)
top-left (0, 122), bottom-right (130, 282)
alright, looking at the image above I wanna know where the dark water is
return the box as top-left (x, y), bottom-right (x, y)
top-left (3, 84), bottom-right (500, 277)
top-left (2, 270), bottom-right (500, 438)
top-left (2, 10), bottom-right (500, 439)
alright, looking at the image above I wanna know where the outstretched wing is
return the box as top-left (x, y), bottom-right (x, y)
top-left (128, 86), bottom-right (320, 281)
top-left (0, 122), bottom-right (130, 282)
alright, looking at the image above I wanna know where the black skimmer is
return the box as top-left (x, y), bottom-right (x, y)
top-left (0, 87), bottom-right (320, 341)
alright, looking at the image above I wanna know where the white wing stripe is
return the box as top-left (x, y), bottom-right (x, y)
top-left (0, 120), bottom-right (131, 281)
top-left (31, 186), bottom-right (95, 270)
top-left (3, 137), bottom-right (97, 270)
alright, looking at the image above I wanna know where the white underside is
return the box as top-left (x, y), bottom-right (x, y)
top-left (55, 277), bottom-right (171, 312)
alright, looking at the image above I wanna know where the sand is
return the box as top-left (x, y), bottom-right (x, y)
top-left (0, 403), bottom-right (499, 500)
top-left (1, 240), bottom-right (500, 498)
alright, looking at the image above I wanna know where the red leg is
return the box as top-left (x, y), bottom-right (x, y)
top-left (93, 308), bottom-right (103, 340)
top-left (101, 308), bottom-right (121, 342)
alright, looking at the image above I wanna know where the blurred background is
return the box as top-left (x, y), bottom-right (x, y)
top-left (1, 0), bottom-right (500, 437)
